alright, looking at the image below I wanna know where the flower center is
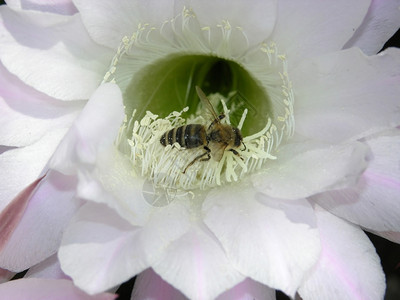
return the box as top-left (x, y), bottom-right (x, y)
top-left (103, 7), bottom-right (294, 203)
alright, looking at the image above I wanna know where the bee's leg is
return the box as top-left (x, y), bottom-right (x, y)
top-left (241, 142), bottom-right (247, 151)
top-left (229, 149), bottom-right (244, 161)
top-left (183, 146), bottom-right (211, 174)
top-left (200, 146), bottom-right (211, 161)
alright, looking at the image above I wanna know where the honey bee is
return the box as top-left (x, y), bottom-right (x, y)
top-left (160, 86), bottom-right (246, 173)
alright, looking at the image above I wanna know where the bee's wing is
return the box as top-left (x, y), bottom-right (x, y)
top-left (209, 142), bottom-right (227, 162)
top-left (195, 86), bottom-right (220, 122)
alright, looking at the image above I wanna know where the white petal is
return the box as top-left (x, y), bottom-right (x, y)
top-left (49, 83), bottom-right (125, 175)
top-left (252, 141), bottom-right (369, 200)
top-left (75, 147), bottom-right (153, 227)
top-left (203, 185), bottom-right (320, 297)
top-left (0, 7), bottom-right (113, 100)
top-left (25, 254), bottom-right (69, 280)
top-left (345, 0), bottom-right (400, 55)
top-left (73, 0), bottom-right (176, 49)
top-left (59, 202), bottom-right (146, 294)
top-left (298, 207), bottom-right (385, 300)
top-left (292, 47), bottom-right (400, 143)
top-left (216, 278), bottom-right (275, 300)
top-left (0, 170), bottom-right (79, 272)
top-left (152, 223), bottom-right (244, 300)
top-left (6, 0), bottom-right (78, 15)
top-left (48, 83), bottom-right (156, 227)
top-left (59, 200), bottom-right (192, 294)
top-left (190, 0), bottom-right (277, 47)
top-left (0, 278), bottom-right (117, 300)
top-left (311, 130), bottom-right (400, 232)
top-left (270, 0), bottom-right (370, 65)
top-left (0, 63), bottom-right (84, 147)
top-left (49, 83), bottom-right (149, 226)
top-left (0, 129), bottom-right (67, 212)
top-left (132, 268), bottom-right (188, 300)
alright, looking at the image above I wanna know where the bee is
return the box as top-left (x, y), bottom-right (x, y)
top-left (160, 86), bottom-right (246, 173)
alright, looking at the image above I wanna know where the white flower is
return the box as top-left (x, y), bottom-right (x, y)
top-left (0, 0), bottom-right (400, 299)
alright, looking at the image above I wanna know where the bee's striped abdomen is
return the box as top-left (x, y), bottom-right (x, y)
top-left (184, 124), bottom-right (206, 148)
top-left (160, 124), bottom-right (206, 149)
top-left (160, 126), bottom-right (182, 146)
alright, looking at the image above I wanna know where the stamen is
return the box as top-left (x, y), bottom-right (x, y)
top-left (220, 99), bottom-right (231, 125)
top-left (238, 108), bottom-right (248, 130)
top-left (116, 97), bottom-right (278, 192)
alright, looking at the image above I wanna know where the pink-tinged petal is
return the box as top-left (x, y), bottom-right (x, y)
top-left (73, 0), bottom-right (176, 49)
top-left (292, 47), bottom-right (400, 143)
top-left (190, 0), bottom-right (277, 50)
top-left (0, 170), bottom-right (79, 272)
top-left (6, 0), bottom-right (78, 15)
top-left (203, 185), bottom-right (320, 297)
top-left (59, 199), bottom-right (191, 295)
top-left (0, 268), bottom-right (15, 283)
top-left (0, 175), bottom-right (44, 252)
top-left (133, 271), bottom-right (272, 300)
top-left (49, 83), bottom-right (124, 175)
top-left (252, 141), bottom-right (369, 200)
top-left (26, 254), bottom-right (69, 280)
top-left (216, 278), bottom-right (275, 300)
top-left (371, 231), bottom-right (400, 243)
top-left (0, 278), bottom-right (117, 300)
top-left (152, 223), bottom-right (244, 300)
top-left (0, 62), bottom-right (84, 147)
top-left (270, 0), bottom-right (370, 65)
top-left (132, 268), bottom-right (188, 300)
top-left (311, 130), bottom-right (400, 233)
top-left (298, 207), bottom-right (385, 300)
top-left (0, 7), bottom-right (113, 100)
top-left (0, 130), bottom-right (67, 212)
top-left (345, 0), bottom-right (400, 55)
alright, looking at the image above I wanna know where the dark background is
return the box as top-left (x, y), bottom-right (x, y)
top-left (0, 1), bottom-right (399, 299)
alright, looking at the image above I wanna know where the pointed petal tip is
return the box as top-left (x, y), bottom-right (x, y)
top-left (0, 174), bottom-right (45, 252)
